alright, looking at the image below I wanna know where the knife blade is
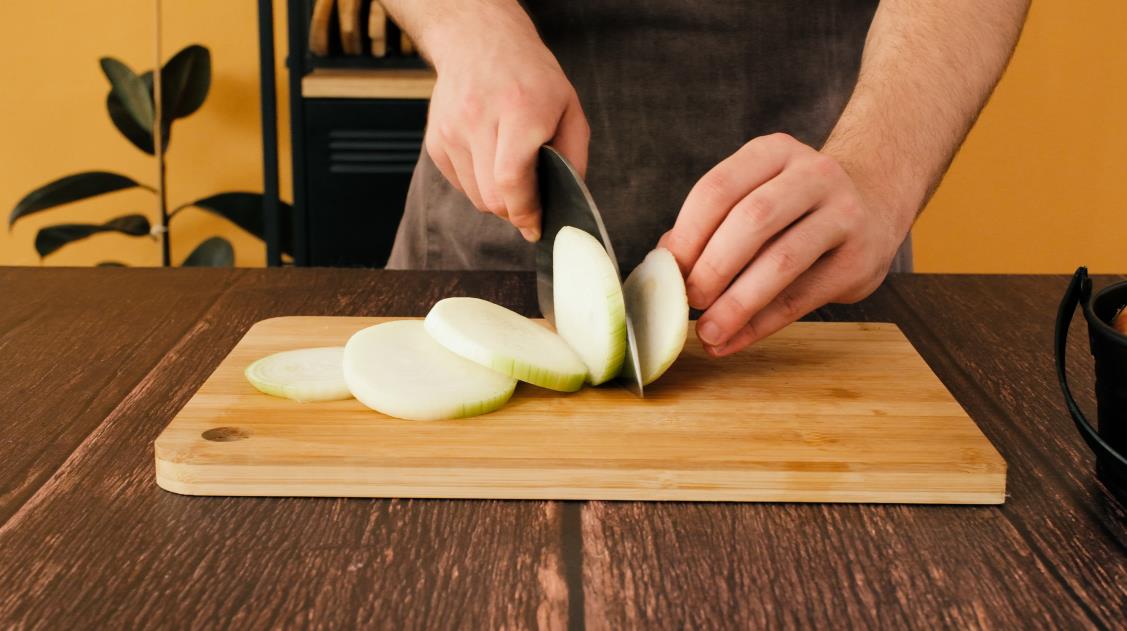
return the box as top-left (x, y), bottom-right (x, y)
top-left (535, 145), bottom-right (644, 397)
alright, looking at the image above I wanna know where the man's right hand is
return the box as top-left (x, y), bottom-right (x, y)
top-left (407, 1), bottom-right (589, 242)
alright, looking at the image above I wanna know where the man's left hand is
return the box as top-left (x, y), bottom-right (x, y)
top-left (660, 132), bottom-right (914, 357)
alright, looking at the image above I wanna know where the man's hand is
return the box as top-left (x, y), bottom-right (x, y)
top-left (661, 133), bottom-right (911, 357)
top-left (385, 0), bottom-right (588, 242)
top-left (663, 0), bottom-right (1029, 357)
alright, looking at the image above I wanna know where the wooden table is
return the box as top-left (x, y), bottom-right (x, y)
top-left (0, 268), bottom-right (1123, 629)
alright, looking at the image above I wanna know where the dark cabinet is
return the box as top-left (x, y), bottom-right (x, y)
top-left (301, 99), bottom-right (426, 266)
top-left (272, 0), bottom-right (432, 268)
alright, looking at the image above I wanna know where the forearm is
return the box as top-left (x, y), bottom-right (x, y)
top-left (822, 0), bottom-right (1030, 234)
top-left (380, 0), bottom-right (539, 68)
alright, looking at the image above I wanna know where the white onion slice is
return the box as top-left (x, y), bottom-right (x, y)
top-left (344, 320), bottom-right (516, 420)
top-left (424, 297), bottom-right (587, 392)
top-left (245, 347), bottom-right (352, 402)
top-left (552, 226), bottom-right (627, 385)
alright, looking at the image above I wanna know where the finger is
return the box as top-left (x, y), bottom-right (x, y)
top-left (656, 230), bottom-right (672, 250)
top-left (425, 132), bottom-right (463, 193)
top-left (705, 256), bottom-right (841, 357)
top-left (685, 163), bottom-right (832, 309)
top-left (664, 133), bottom-right (805, 276)
top-left (470, 123), bottom-right (507, 218)
top-left (496, 114), bottom-right (554, 241)
top-left (551, 96), bottom-right (591, 178)
top-left (695, 208), bottom-right (848, 348)
top-left (448, 145), bottom-right (486, 211)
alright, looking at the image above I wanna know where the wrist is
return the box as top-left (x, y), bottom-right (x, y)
top-left (414, 1), bottom-right (541, 71)
top-left (821, 140), bottom-right (923, 240)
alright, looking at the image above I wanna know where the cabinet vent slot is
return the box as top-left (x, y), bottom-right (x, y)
top-left (327, 129), bottom-right (421, 174)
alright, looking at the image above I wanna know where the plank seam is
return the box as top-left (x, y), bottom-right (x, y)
top-left (561, 501), bottom-right (586, 631)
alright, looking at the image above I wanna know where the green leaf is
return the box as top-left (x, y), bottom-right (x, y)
top-left (182, 236), bottom-right (234, 267)
top-left (107, 73), bottom-right (169, 154)
top-left (161, 45), bottom-right (211, 121)
top-left (181, 192), bottom-right (294, 256)
top-left (35, 214), bottom-right (151, 257)
top-left (105, 45), bottom-right (205, 153)
top-left (99, 57), bottom-right (154, 134)
top-left (10, 172), bottom-right (148, 227)
top-left (107, 90), bottom-right (155, 154)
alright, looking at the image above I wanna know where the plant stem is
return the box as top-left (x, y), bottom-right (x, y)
top-left (158, 159), bottom-right (170, 265)
top-left (153, 0), bottom-right (169, 267)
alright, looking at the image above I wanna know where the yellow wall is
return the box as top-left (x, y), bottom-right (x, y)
top-left (0, 0), bottom-right (1123, 272)
top-left (914, 0), bottom-right (1127, 273)
top-left (0, 0), bottom-right (290, 267)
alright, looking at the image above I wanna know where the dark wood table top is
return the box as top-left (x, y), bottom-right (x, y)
top-left (0, 268), bottom-right (1123, 629)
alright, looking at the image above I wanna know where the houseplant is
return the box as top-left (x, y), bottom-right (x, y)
top-left (8, 44), bottom-right (291, 266)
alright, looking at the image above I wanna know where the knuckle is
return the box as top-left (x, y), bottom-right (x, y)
top-left (695, 256), bottom-right (726, 285)
top-left (776, 288), bottom-right (806, 320)
top-left (741, 319), bottom-right (763, 344)
top-left (769, 247), bottom-right (800, 276)
top-left (695, 169), bottom-right (734, 203)
top-left (508, 209), bottom-right (536, 228)
top-left (500, 84), bottom-right (532, 110)
top-left (665, 229), bottom-right (693, 254)
top-left (494, 164), bottom-right (525, 192)
top-left (809, 154), bottom-right (841, 179)
top-left (577, 116), bottom-right (592, 141)
top-left (766, 132), bottom-right (797, 148)
top-left (719, 291), bottom-right (754, 321)
top-left (481, 192), bottom-right (506, 215)
top-left (437, 120), bottom-right (460, 143)
top-left (459, 95), bottom-right (484, 123)
top-left (741, 194), bottom-right (775, 225)
top-left (424, 136), bottom-right (444, 162)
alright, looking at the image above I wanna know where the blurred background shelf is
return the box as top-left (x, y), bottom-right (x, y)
top-left (262, 0), bottom-right (430, 268)
top-left (302, 68), bottom-right (435, 99)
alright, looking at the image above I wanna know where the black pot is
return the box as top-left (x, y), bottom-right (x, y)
top-left (1055, 267), bottom-right (1127, 495)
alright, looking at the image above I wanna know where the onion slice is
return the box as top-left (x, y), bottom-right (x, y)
top-left (244, 346), bottom-right (352, 402)
top-left (424, 297), bottom-right (587, 392)
top-left (552, 226), bottom-right (627, 385)
top-left (344, 320), bottom-right (517, 420)
top-left (622, 248), bottom-right (689, 385)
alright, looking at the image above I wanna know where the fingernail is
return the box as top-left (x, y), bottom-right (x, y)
top-left (698, 321), bottom-right (721, 345)
top-left (520, 227), bottom-right (541, 242)
top-left (686, 285), bottom-right (705, 309)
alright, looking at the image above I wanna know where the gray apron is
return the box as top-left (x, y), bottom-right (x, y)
top-left (388, 0), bottom-right (913, 273)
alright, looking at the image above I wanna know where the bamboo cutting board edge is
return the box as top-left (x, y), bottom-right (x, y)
top-left (154, 316), bottom-right (1007, 504)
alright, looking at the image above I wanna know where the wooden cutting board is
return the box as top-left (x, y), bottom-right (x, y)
top-left (154, 317), bottom-right (1006, 504)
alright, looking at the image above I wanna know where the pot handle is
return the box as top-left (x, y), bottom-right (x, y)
top-left (1054, 267), bottom-right (1127, 474)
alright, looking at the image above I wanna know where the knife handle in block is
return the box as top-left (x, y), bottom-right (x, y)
top-left (308, 0), bottom-right (334, 56)
top-left (338, 0), bottom-right (363, 55)
top-left (368, 0), bottom-right (387, 57)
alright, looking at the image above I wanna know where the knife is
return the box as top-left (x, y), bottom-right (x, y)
top-left (535, 145), bottom-right (644, 397)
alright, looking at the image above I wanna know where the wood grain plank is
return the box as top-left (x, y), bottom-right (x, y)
top-left (0, 270), bottom-right (568, 629)
top-left (882, 274), bottom-right (1127, 627)
top-left (155, 316), bottom-right (1003, 503)
top-left (578, 279), bottom-right (1101, 629)
top-left (4, 269), bottom-right (1123, 629)
top-left (0, 267), bottom-right (238, 525)
top-left (301, 68), bottom-right (436, 99)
